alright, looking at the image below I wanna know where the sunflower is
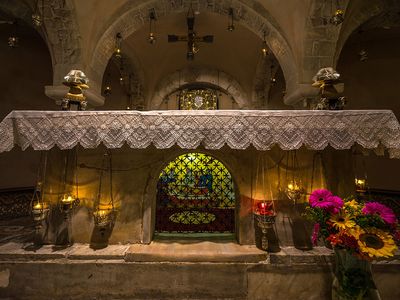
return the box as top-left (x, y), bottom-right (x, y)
top-left (330, 213), bottom-right (356, 230)
top-left (350, 227), bottom-right (397, 259)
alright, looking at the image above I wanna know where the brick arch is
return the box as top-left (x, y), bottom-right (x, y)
top-left (333, 0), bottom-right (400, 66)
top-left (150, 67), bottom-right (247, 109)
top-left (88, 0), bottom-right (298, 103)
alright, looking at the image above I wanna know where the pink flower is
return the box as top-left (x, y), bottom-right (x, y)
top-left (312, 223), bottom-right (320, 246)
top-left (309, 189), bottom-right (343, 213)
top-left (326, 196), bottom-right (344, 214)
top-left (362, 202), bottom-right (397, 225)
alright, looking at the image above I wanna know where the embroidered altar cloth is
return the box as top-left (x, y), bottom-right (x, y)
top-left (0, 110), bottom-right (399, 158)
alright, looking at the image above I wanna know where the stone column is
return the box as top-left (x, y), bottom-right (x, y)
top-left (283, 83), bottom-right (319, 107)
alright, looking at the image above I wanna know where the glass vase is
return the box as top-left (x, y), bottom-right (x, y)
top-left (332, 248), bottom-right (381, 300)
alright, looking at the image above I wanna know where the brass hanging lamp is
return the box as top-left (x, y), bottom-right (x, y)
top-left (93, 151), bottom-right (115, 233)
top-left (31, 152), bottom-right (50, 232)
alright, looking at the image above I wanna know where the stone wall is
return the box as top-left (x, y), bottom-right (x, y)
top-left (35, 146), bottom-right (353, 247)
top-left (0, 257), bottom-right (398, 299)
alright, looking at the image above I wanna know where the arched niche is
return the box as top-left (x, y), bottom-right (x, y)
top-left (155, 152), bottom-right (236, 234)
top-left (141, 149), bottom-right (247, 244)
top-left (151, 68), bottom-right (247, 109)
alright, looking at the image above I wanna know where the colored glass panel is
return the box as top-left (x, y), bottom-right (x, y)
top-left (156, 153), bottom-right (235, 233)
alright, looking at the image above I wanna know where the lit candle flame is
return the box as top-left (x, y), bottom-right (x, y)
top-left (33, 202), bottom-right (42, 209)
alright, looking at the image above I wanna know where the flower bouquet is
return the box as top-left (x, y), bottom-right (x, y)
top-left (304, 189), bottom-right (398, 300)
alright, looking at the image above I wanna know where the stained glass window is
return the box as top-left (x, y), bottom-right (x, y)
top-left (156, 153), bottom-right (235, 233)
top-left (179, 88), bottom-right (218, 110)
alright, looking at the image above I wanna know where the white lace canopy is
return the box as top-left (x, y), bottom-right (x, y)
top-left (1, 110), bottom-right (399, 158)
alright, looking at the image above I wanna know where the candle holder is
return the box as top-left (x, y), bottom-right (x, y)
top-left (254, 201), bottom-right (276, 251)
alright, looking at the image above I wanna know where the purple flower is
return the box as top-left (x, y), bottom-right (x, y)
top-left (309, 189), bottom-right (343, 213)
top-left (362, 202), bottom-right (397, 225)
top-left (312, 223), bottom-right (320, 246)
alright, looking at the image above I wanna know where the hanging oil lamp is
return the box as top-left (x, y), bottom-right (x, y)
top-left (59, 150), bottom-right (80, 217)
top-left (31, 183), bottom-right (49, 230)
top-left (330, 9), bottom-right (344, 26)
top-left (32, 0), bottom-right (44, 27)
top-left (285, 180), bottom-right (306, 204)
top-left (261, 31), bottom-right (268, 57)
top-left (353, 149), bottom-right (368, 194)
top-left (93, 151), bottom-right (115, 233)
top-left (114, 32), bottom-right (122, 58)
top-left (227, 8), bottom-right (235, 31)
top-left (355, 178), bottom-right (367, 193)
top-left (61, 194), bottom-right (78, 212)
top-left (148, 9), bottom-right (157, 44)
top-left (31, 152), bottom-right (50, 234)
top-left (93, 204), bottom-right (114, 228)
top-left (8, 36), bottom-right (18, 47)
top-left (283, 151), bottom-right (306, 204)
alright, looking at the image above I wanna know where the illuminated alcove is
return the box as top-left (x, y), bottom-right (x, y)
top-left (155, 152), bottom-right (236, 235)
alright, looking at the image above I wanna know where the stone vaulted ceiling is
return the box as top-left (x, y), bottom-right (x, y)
top-left (1, 0), bottom-right (399, 108)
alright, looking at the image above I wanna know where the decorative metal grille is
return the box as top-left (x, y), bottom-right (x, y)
top-left (156, 153), bottom-right (235, 233)
top-left (0, 188), bottom-right (33, 219)
top-left (179, 88), bottom-right (218, 110)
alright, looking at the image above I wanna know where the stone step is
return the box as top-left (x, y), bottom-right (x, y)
top-left (125, 240), bottom-right (267, 263)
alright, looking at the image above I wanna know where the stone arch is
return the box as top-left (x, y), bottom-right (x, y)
top-left (150, 67), bottom-right (247, 109)
top-left (333, 0), bottom-right (400, 66)
top-left (0, 0), bottom-right (82, 84)
top-left (88, 0), bottom-right (298, 105)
